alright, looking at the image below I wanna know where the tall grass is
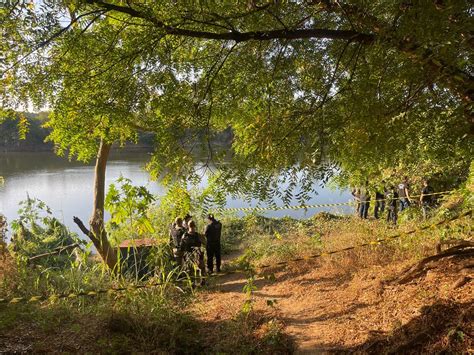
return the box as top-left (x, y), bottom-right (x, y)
top-left (0, 188), bottom-right (470, 352)
top-left (223, 191), bottom-right (472, 272)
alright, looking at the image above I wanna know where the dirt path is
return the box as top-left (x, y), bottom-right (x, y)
top-left (195, 256), bottom-right (474, 353)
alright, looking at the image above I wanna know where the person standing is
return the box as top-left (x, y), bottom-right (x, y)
top-left (398, 176), bottom-right (411, 211)
top-left (351, 188), bottom-right (361, 215)
top-left (359, 182), bottom-right (370, 219)
top-left (169, 217), bottom-right (185, 266)
top-left (374, 181), bottom-right (386, 219)
top-left (0, 215), bottom-right (6, 242)
top-left (386, 185), bottom-right (399, 224)
top-left (204, 214), bottom-right (222, 274)
top-left (0, 215), bottom-right (7, 258)
top-left (381, 181), bottom-right (387, 213)
top-left (180, 220), bottom-right (206, 285)
top-left (420, 179), bottom-right (434, 220)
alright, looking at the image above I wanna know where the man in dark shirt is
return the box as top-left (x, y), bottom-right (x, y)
top-left (204, 214), bottom-right (222, 273)
top-left (169, 217), bottom-right (185, 266)
top-left (420, 179), bottom-right (434, 220)
top-left (386, 186), bottom-right (399, 224)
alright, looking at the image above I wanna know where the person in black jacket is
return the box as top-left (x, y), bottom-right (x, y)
top-left (386, 185), bottom-right (399, 224)
top-left (419, 179), bottom-right (434, 220)
top-left (204, 214), bottom-right (222, 273)
top-left (169, 217), bottom-right (185, 266)
top-left (374, 181), bottom-right (387, 219)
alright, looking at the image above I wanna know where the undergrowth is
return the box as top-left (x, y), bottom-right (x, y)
top-left (224, 189), bottom-right (472, 273)
top-left (0, 183), bottom-right (471, 353)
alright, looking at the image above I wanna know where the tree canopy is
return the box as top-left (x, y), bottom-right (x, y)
top-left (1, 0), bottom-right (472, 202)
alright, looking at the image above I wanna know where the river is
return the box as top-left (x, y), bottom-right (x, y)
top-left (0, 151), bottom-right (352, 238)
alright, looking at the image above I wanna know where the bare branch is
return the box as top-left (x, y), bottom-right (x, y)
top-left (73, 216), bottom-right (99, 244)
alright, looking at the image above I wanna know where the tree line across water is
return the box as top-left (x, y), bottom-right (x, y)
top-left (0, 112), bottom-right (232, 152)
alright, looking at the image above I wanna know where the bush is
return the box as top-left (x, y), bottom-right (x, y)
top-left (9, 197), bottom-right (85, 268)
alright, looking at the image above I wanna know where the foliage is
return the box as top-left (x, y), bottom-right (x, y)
top-left (0, 201), bottom-right (298, 352)
top-left (463, 161), bottom-right (474, 208)
top-left (9, 197), bottom-right (85, 268)
top-left (105, 176), bottom-right (155, 245)
top-left (241, 267), bottom-right (257, 316)
top-left (221, 198), bottom-right (472, 271)
top-left (1, 194), bottom-right (471, 352)
top-left (147, 182), bottom-right (228, 241)
top-left (0, 111), bottom-right (51, 151)
top-left (0, 0), bottom-right (472, 203)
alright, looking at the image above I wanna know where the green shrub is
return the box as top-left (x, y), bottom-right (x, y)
top-left (9, 197), bottom-right (84, 268)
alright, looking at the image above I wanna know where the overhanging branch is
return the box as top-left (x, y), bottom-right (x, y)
top-left (84, 0), bottom-right (374, 43)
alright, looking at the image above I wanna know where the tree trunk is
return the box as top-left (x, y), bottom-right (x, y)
top-left (88, 139), bottom-right (117, 270)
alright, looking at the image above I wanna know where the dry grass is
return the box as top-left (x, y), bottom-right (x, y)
top-left (229, 210), bottom-right (473, 275)
top-left (0, 207), bottom-right (471, 353)
top-left (199, 230), bottom-right (473, 353)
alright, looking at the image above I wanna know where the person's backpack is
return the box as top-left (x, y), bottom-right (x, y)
top-left (181, 232), bottom-right (201, 252)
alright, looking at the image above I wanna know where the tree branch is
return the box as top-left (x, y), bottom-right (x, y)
top-left (73, 216), bottom-right (99, 244)
top-left (84, 0), bottom-right (374, 43)
top-left (29, 243), bottom-right (81, 263)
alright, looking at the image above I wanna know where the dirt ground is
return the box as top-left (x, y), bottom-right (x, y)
top-left (195, 253), bottom-right (474, 354)
top-left (0, 249), bottom-right (472, 353)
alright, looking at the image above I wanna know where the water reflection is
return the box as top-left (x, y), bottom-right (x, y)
top-left (0, 151), bottom-right (352, 239)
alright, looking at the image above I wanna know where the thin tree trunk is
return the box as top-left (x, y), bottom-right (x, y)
top-left (82, 139), bottom-right (118, 270)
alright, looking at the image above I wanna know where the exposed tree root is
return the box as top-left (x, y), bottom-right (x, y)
top-left (396, 242), bottom-right (474, 285)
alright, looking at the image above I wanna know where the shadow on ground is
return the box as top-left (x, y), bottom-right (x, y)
top-left (304, 300), bottom-right (474, 354)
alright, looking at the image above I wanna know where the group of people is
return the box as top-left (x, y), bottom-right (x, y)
top-left (352, 177), bottom-right (435, 224)
top-left (169, 213), bottom-right (222, 281)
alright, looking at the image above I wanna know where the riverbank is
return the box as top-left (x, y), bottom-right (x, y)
top-left (0, 193), bottom-right (472, 352)
top-left (0, 112), bottom-right (233, 153)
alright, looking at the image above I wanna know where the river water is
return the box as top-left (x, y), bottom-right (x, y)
top-left (0, 151), bottom-right (352, 238)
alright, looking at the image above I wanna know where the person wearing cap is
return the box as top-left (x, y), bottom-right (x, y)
top-left (204, 214), bottom-right (222, 273)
